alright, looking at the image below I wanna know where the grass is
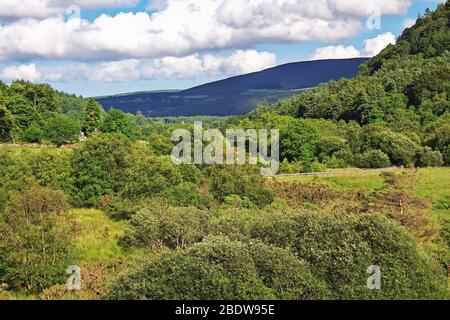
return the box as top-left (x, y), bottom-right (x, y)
top-left (273, 167), bottom-right (450, 219)
top-left (72, 209), bottom-right (128, 263)
top-left (414, 168), bottom-right (450, 220)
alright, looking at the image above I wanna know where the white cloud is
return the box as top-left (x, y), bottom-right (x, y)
top-left (0, 63), bottom-right (41, 82)
top-left (403, 18), bottom-right (416, 29)
top-left (0, 50), bottom-right (277, 82)
top-left (311, 45), bottom-right (361, 60)
top-left (311, 32), bottom-right (396, 60)
top-left (0, 0), bottom-right (413, 62)
top-left (362, 32), bottom-right (396, 56)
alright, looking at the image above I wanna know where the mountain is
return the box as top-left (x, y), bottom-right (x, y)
top-left (95, 58), bottom-right (368, 117)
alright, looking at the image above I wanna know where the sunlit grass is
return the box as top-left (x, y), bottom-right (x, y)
top-left (414, 168), bottom-right (450, 220)
top-left (273, 167), bottom-right (450, 219)
top-left (71, 209), bottom-right (128, 263)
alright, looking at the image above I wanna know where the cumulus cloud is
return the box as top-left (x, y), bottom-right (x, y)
top-left (0, 50), bottom-right (277, 82)
top-left (0, 63), bottom-right (41, 82)
top-left (0, 0), bottom-right (413, 62)
top-left (311, 32), bottom-right (396, 60)
top-left (361, 32), bottom-right (396, 56)
top-left (403, 18), bottom-right (416, 29)
top-left (311, 45), bottom-right (361, 60)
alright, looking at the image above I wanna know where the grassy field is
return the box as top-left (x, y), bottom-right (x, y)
top-left (273, 167), bottom-right (450, 220)
top-left (72, 209), bottom-right (128, 263)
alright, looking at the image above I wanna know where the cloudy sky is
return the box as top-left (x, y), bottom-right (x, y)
top-left (0, 0), bottom-right (444, 97)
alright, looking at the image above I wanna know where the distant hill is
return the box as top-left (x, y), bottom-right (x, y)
top-left (95, 58), bottom-right (368, 117)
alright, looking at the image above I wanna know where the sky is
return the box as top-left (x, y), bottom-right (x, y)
top-left (0, 0), bottom-right (445, 97)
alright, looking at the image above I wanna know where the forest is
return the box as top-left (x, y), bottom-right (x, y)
top-left (0, 3), bottom-right (449, 300)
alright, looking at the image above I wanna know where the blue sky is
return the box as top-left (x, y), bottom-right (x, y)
top-left (0, 0), bottom-right (444, 97)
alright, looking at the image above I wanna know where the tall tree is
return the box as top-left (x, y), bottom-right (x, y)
top-left (0, 104), bottom-right (15, 142)
top-left (83, 98), bottom-right (103, 136)
top-left (101, 108), bottom-right (137, 140)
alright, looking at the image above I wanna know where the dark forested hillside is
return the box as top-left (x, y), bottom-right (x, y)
top-left (95, 58), bottom-right (367, 117)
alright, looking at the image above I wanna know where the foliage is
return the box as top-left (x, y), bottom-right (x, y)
top-left (83, 99), bottom-right (103, 136)
top-left (0, 187), bottom-right (77, 292)
top-left (101, 108), bottom-right (137, 140)
top-left (252, 212), bottom-right (448, 300)
top-left (122, 201), bottom-right (210, 250)
top-left (208, 165), bottom-right (275, 208)
top-left (22, 122), bottom-right (44, 143)
top-left (44, 114), bottom-right (81, 146)
top-left (71, 133), bottom-right (131, 206)
top-left (0, 104), bottom-right (14, 142)
top-left (122, 143), bottom-right (182, 200)
top-left (107, 236), bottom-right (328, 300)
top-left (357, 150), bottom-right (391, 169)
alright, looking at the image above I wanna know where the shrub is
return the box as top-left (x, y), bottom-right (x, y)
top-left (22, 122), bottom-right (44, 143)
top-left (41, 260), bottom-right (127, 300)
top-left (106, 236), bottom-right (327, 300)
top-left (161, 182), bottom-right (212, 208)
top-left (0, 187), bottom-right (77, 292)
top-left (358, 150), bottom-right (391, 168)
top-left (416, 147), bottom-right (444, 167)
top-left (28, 149), bottom-right (74, 195)
top-left (251, 212), bottom-right (448, 300)
top-left (0, 149), bottom-right (35, 211)
top-left (209, 165), bottom-right (274, 208)
top-left (122, 201), bottom-right (210, 249)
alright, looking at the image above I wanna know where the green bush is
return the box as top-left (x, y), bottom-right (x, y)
top-left (416, 147), bottom-right (444, 167)
top-left (209, 165), bottom-right (274, 208)
top-left (107, 236), bottom-right (327, 300)
top-left (28, 149), bottom-right (74, 195)
top-left (358, 150), bottom-right (391, 168)
top-left (0, 187), bottom-right (77, 292)
top-left (122, 201), bottom-right (210, 249)
top-left (161, 182), bottom-right (212, 207)
top-left (251, 212), bottom-right (448, 300)
top-left (22, 122), bottom-right (44, 143)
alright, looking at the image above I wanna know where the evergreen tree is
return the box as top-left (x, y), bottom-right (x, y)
top-left (83, 99), bottom-right (103, 136)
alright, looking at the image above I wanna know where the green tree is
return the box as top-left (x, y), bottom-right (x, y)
top-left (83, 99), bottom-right (103, 136)
top-left (122, 143), bottom-right (182, 199)
top-left (0, 104), bottom-right (15, 142)
top-left (357, 150), bottom-right (391, 168)
top-left (71, 133), bottom-right (131, 206)
top-left (22, 122), bottom-right (44, 143)
top-left (0, 187), bottom-right (77, 291)
top-left (101, 108), bottom-right (137, 140)
top-left (209, 165), bottom-right (274, 208)
top-left (123, 201), bottom-right (210, 249)
top-left (44, 114), bottom-right (81, 147)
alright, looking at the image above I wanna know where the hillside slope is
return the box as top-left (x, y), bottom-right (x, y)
top-left (95, 58), bottom-right (367, 117)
